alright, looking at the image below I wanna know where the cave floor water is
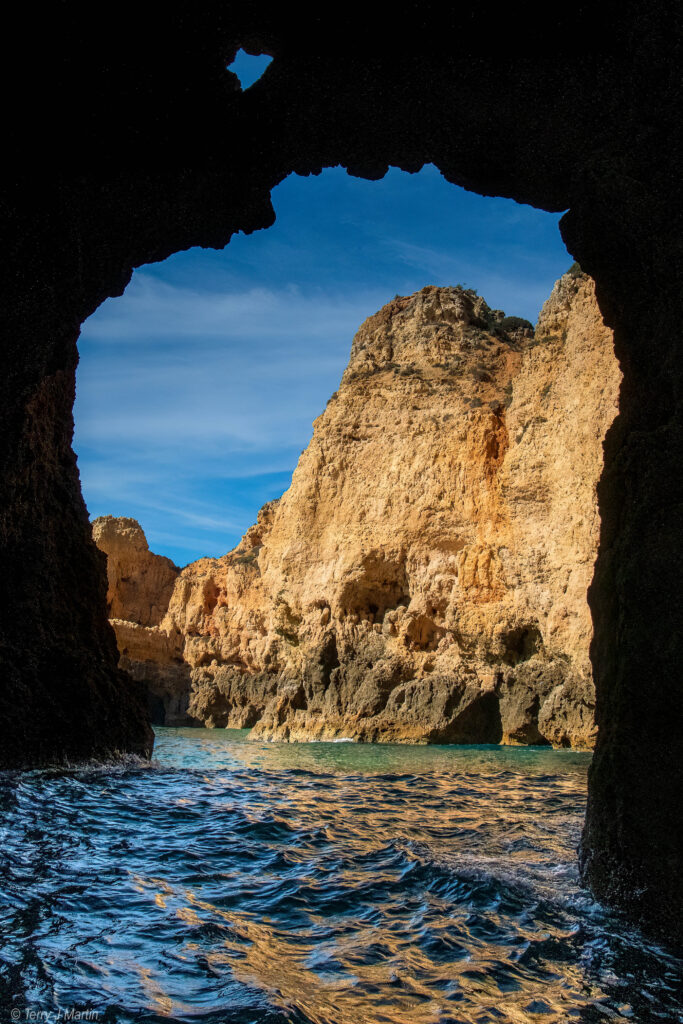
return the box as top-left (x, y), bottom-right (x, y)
top-left (1, 729), bottom-right (682, 1024)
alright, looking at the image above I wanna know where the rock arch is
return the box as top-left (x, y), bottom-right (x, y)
top-left (1, 7), bottom-right (681, 946)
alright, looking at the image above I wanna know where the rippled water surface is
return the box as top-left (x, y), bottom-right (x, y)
top-left (1, 729), bottom-right (682, 1023)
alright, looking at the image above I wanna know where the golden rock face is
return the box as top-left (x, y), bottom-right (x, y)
top-left (96, 271), bottom-right (620, 747)
top-left (92, 515), bottom-right (179, 628)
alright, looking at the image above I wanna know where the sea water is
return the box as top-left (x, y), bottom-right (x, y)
top-left (1, 728), bottom-right (681, 1023)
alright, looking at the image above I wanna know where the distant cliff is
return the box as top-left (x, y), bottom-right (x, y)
top-left (95, 269), bottom-right (620, 747)
top-left (91, 516), bottom-right (191, 725)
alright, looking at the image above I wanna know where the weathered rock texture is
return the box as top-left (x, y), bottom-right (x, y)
top-left (92, 516), bottom-right (179, 627)
top-left (99, 271), bottom-right (620, 748)
top-left (3, 7), bottom-right (681, 944)
top-left (110, 618), bottom-right (192, 727)
top-left (90, 517), bottom-right (192, 725)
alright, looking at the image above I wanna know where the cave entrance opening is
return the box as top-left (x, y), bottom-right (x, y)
top-left (74, 164), bottom-right (571, 570)
top-left (72, 162), bottom-right (616, 752)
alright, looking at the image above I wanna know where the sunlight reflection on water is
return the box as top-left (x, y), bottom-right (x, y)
top-left (1, 728), bottom-right (681, 1024)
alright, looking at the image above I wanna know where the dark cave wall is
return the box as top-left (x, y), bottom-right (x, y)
top-left (1, 6), bottom-right (681, 944)
top-left (562, 167), bottom-right (683, 946)
top-left (0, 287), bottom-right (154, 765)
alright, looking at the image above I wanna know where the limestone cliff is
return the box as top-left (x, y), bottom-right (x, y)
top-left (95, 269), bottom-right (620, 746)
top-left (92, 516), bottom-right (192, 725)
top-left (92, 516), bottom-right (179, 626)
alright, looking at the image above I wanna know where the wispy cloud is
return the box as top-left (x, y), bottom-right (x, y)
top-left (76, 278), bottom-right (379, 457)
top-left (75, 275), bottom-right (384, 564)
top-left (84, 274), bottom-right (386, 344)
top-left (74, 165), bottom-right (570, 565)
top-left (383, 238), bottom-right (568, 319)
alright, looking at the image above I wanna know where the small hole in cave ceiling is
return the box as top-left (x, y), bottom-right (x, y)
top-left (228, 49), bottom-right (273, 89)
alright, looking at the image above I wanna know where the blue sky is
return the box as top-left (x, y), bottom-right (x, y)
top-left (74, 66), bottom-right (572, 567)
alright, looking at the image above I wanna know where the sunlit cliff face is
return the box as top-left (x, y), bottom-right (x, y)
top-left (96, 270), bottom-right (620, 750)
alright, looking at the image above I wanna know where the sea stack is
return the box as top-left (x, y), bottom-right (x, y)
top-left (95, 268), bottom-right (620, 746)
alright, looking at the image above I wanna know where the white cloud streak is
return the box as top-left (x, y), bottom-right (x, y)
top-left (84, 274), bottom-right (387, 343)
top-left (74, 275), bottom-right (383, 562)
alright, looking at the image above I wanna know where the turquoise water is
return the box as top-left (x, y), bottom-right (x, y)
top-left (1, 728), bottom-right (681, 1023)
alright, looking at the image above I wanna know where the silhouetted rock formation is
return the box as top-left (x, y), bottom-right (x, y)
top-left (97, 271), bottom-right (619, 747)
top-left (2, 6), bottom-right (681, 945)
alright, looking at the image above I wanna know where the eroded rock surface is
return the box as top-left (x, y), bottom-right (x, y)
top-left (91, 518), bottom-right (191, 725)
top-left (5, 12), bottom-right (681, 942)
top-left (111, 618), bottom-right (191, 727)
top-left (92, 516), bottom-right (179, 627)
top-left (97, 270), bottom-right (619, 746)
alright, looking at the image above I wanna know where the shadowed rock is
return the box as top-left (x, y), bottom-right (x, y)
top-left (2, 6), bottom-right (681, 944)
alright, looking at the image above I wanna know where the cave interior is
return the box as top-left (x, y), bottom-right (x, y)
top-left (1, 5), bottom-right (681, 947)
